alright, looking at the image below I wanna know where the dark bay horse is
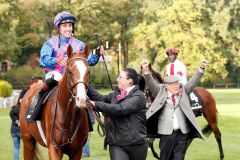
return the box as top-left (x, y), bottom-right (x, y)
top-left (139, 64), bottom-right (224, 160)
top-left (19, 45), bottom-right (90, 160)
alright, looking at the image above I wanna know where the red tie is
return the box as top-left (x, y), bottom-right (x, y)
top-left (170, 63), bottom-right (174, 75)
top-left (171, 94), bottom-right (176, 106)
top-left (116, 90), bottom-right (127, 100)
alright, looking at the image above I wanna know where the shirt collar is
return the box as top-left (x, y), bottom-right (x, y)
top-left (126, 85), bottom-right (135, 95)
top-left (167, 91), bottom-right (174, 97)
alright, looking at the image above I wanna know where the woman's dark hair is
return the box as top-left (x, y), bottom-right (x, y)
top-left (123, 68), bottom-right (139, 85)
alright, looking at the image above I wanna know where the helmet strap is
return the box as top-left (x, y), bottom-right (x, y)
top-left (72, 23), bottom-right (75, 34)
top-left (58, 34), bottom-right (61, 48)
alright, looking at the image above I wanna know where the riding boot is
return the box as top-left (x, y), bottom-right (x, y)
top-left (26, 78), bottom-right (58, 122)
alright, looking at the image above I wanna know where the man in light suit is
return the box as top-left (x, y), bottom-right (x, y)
top-left (141, 59), bottom-right (208, 160)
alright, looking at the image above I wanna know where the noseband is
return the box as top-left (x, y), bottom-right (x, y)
top-left (66, 57), bottom-right (89, 96)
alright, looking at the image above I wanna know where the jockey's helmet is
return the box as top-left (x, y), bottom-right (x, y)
top-left (166, 47), bottom-right (179, 56)
top-left (54, 11), bottom-right (76, 29)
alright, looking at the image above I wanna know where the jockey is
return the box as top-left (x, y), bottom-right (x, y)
top-left (27, 11), bottom-right (104, 121)
top-left (40, 11), bottom-right (103, 81)
top-left (165, 47), bottom-right (187, 85)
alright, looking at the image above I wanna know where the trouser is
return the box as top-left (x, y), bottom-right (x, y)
top-left (109, 142), bottom-right (148, 160)
top-left (11, 132), bottom-right (21, 160)
top-left (159, 130), bottom-right (189, 160)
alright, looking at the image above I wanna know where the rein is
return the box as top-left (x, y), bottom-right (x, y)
top-left (50, 90), bottom-right (83, 149)
top-left (92, 110), bottom-right (106, 137)
top-left (66, 56), bottom-right (105, 140)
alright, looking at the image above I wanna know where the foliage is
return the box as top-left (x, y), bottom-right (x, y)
top-left (0, 80), bottom-right (12, 97)
top-left (1, 65), bottom-right (44, 89)
top-left (16, 33), bottom-right (45, 65)
top-left (90, 60), bottom-right (118, 89)
top-left (0, 0), bottom-right (240, 85)
top-left (0, 0), bottom-right (19, 60)
top-left (131, 0), bottom-right (228, 83)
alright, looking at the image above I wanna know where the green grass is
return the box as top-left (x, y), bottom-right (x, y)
top-left (1, 89), bottom-right (240, 160)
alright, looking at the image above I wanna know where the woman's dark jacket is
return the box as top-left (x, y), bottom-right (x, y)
top-left (87, 85), bottom-right (147, 146)
top-left (10, 105), bottom-right (20, 134)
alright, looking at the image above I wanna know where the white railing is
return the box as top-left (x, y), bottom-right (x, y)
top-left (213, 83), bottom-right (240, 88)
top-left (0, 90), bottom-right (21, 108)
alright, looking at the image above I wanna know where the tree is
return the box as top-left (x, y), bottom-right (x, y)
top-left (205, 0), bottom-right (240, 83)
top-left (0, 0), bottom-right (20, 60)
top-left (131, 0), bottom-right (227, 83)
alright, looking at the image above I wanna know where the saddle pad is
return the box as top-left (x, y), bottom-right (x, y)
top-left (189, 89), bottom-right (203, 110)
top-left (26, 86), bottom-right (58, 122)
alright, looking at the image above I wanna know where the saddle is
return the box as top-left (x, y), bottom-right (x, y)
top-left (26, 86), bottom-right (58, 122)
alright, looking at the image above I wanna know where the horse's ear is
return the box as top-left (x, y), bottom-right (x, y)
top-left (84, 44), bottom-right (90, 58)
top-left (67, 45), bottom-right (73, 58)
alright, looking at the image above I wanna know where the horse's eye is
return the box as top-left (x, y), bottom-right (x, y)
top-left (68, 70), bottom-right (73, 75)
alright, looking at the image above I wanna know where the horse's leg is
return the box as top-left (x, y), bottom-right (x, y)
top-left (48, 145), bottom-right (63, 160)
top-left (147, 138), bottom-right (159, 159)
top-left (69, 149), bottom-right (82, 160)
top-left (212, 127), bottom-right (224, 160)
top-left (22, 138), bottom-right (36, 160)
top-left (203, 114), bottom-right (224, 160)
top-left (196, 87), bottom-right (224, 159)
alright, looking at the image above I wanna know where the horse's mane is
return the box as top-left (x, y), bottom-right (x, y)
top-left (139, 63), bottom-right (164, 92)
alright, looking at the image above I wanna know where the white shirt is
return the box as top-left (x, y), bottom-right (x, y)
top-left (166, 59), bottom-right (187, 85)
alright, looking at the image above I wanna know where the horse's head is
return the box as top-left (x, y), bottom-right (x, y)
top-left (65, 44), bottom-right (90, 108)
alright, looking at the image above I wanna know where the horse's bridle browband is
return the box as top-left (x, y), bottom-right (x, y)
top-left (67, 56), bottom-right (88, 65)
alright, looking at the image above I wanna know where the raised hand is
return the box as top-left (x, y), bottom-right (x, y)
top-left (96, 45), bottom-right (104, 56)
top-left (200, 59), bottom-right (208, 69)
top-left (141, 59), bottom-right (150, 74)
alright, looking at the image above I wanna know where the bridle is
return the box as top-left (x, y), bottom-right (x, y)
top-left (66, 57), bottom-right (89, 97)
top-left (50, 56), bottom-right (90, 148)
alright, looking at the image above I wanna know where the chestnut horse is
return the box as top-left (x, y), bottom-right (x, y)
top-left (138, 64), bottom-right (224, 160)
top-left (19, 45), bottom-right (90, 160)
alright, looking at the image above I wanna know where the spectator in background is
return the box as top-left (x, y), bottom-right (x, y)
top-left (165, 47), bottom-right (187, 85)
top-left (10, 96), bottom-right (21, 160)
top-left (82, 111), bottom-right (95, 157)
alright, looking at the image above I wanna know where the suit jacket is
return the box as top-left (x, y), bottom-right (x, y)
top-left (143, 69), bottom-right (204, 139)
top-left (157, 97), bottom-right (190, 135)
